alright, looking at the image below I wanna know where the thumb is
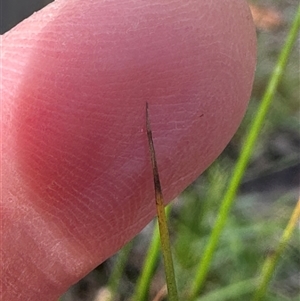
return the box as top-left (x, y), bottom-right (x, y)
top-left (1, 0), bottom-right (256, 300)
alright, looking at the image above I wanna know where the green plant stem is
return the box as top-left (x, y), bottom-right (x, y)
top-left (107, 241), bottom-right (133, 297)
top-left (189, 5), bottom-right (300, 299)
top-left (155, 204), bottom-right (178, 301)
top-left (196, 278), bottom-right (258, 301)
top-left (252, 199), bottom-right (300, 301)
top-left (131, 205), bottom-right (172, 301)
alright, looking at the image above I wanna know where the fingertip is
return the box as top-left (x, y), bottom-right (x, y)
top-left (2, 1), bottom-right (256, 300)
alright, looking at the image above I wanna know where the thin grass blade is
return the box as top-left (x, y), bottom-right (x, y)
top-left (189, 4), bottom-right (300, 299)
top-left (252, 199), bottom-right (300, 301)
top-left (145, 103), bottom-right (179, 301)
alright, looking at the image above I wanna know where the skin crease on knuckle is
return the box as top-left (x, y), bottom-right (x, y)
top-left (1, 0), bottom-right (256, 300)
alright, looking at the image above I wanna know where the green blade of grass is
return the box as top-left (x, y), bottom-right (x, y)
top-left (189, 4), bottom-right (300, 299)
top-left (196, 277), bottom-right (258, 301)
top-left (131, 205), bottom-right (172, 301)
top-left (252, 199), bottom-right (300, 301)
top-left (107, 241), bottom-right (133, 298)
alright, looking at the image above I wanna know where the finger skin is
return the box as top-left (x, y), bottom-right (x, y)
top-left (1, 0), bottom-right (256, 299)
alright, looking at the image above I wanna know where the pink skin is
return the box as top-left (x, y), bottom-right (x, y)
top-left (1, 0), bottom-right (256, 300)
